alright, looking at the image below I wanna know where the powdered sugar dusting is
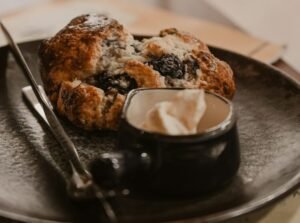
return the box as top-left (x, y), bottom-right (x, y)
top-left (84, 13), bottom-right (112, 28)
top-left (68, 13), bottom-right (113, 30)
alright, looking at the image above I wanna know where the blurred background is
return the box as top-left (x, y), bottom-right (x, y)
top-left (122, 0), bottom-right (236, 27)
top-left (1, 0), bottom-right (299, 80)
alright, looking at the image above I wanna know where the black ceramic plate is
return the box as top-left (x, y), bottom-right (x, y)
top-left (0, 40), bottom-right (299, 223)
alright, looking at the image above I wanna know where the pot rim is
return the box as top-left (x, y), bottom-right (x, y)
top-left (121, 88), bottom-right (236, 142)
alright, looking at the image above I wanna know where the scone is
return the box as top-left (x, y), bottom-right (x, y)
top-left (39, 13), bottom-right (235, 130)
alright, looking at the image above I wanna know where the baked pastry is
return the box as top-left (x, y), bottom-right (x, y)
top-left (39, 14), bottom-right (235, 130)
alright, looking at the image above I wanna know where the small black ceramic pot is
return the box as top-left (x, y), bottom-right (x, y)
top-left (92, 88), bottom-right (240, 196)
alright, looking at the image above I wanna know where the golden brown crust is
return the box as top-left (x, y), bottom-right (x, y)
top-left (39, 14), bottom-right (235, 130)
top-left (104, 94), bottom-right (125, 129)
top-left (159, 28), bottom-right (210, 52)
top-left (193, 50), bottom-right (235, 99)
top-left (124, 60), bottom-right (165, 88)
top-left (39, 15), bottom-right (125, 76)
top-left (39, 14), bottom-right (129, 104)
top-left (57, 81), bottom-right (106, 129)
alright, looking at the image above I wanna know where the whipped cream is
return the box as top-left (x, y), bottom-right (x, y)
top-left (141, 89), bottom-right (206, 135)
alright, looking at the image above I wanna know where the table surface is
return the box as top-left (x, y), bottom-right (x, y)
top-left (0, 1), bottom-right (299, 223)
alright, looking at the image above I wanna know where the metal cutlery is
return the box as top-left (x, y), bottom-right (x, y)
top-left (0, 21), bottom-right (117, 223)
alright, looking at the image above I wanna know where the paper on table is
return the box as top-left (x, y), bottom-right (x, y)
top-left (206, 0), bottom-right (300, 72)
top-left (0, 0), bottom-right (50, 17)
top-left (0, 1), bottom-right (136, 45)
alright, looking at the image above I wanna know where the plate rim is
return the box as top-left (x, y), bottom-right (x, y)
top-left (0, 38), bottom-right (299, 223)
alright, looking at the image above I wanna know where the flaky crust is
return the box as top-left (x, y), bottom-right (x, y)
top-left (39, 14), bottom-right (235, 130)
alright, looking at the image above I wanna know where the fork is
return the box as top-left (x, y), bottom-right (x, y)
top-left (0, 21), bottom-right (117, 223)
